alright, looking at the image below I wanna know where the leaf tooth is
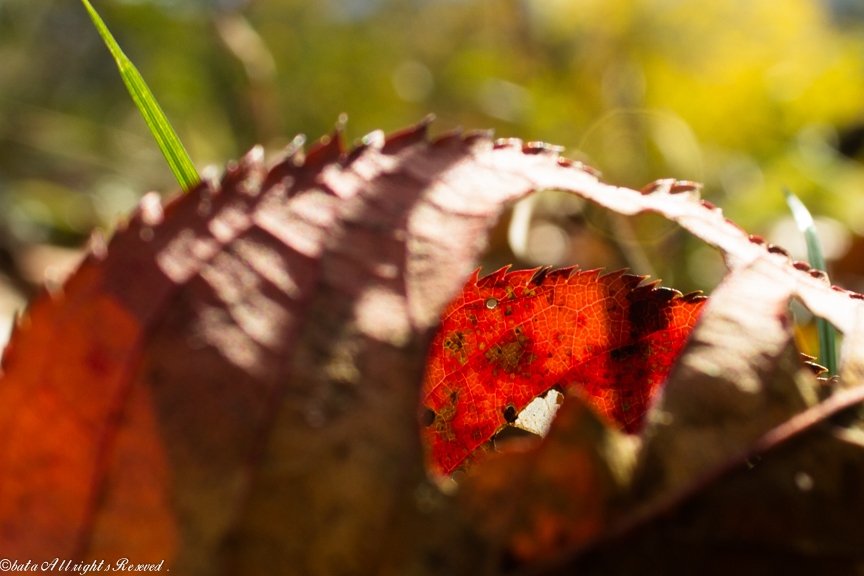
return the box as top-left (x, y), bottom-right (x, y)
top-left (545, 266), bottom-right (579, 284)
top-left (598, 268), bottom-right (628, 283)
top-left (138, 191), bottom-right (164, 228)
top-left (808, 269), bottom-right (830, 284)
top-left (200, 164), bottom-right (222, 193)
top-left (767, 244), bottom-right (791, 259)
top-left (623, 273), bottom-right (650, 288)
top-left (216, 160), bottom-right (253, 203)
top-left (670, 180), bottom-right (703, 197)
top-left (282, 134), bottom-right (307, 168)
top-left (235, 144), bottom-right (267, 197)
top-left (382, 116), bottom-right (432, 154)
top-left (639, 279), bottom-right (662, 290)
top-left (577, 268), bottom-right (603, 283)
top-left (305, 128), bottom-right (345, 169)
top-left (361, 129), bottom-right (386, 150)
top-left (241, 144), bottom-right (265, 177)
top-left (792, 260), bottom-right (812, 272)
top-left (560, 265), bottom-right (580, 279)
top-left (431, 127), bottom-right (465, 149)
top-left (543, 267), bottom-right (572, 284)
top-left (1, 309), bottom-right (26, 369)
top-left (243, 143), bottom-right (265, 168)
top-left (490, 264), bottom-right (512, 282)
top-left (748, 234), bottom-right (767, 245)
top-left (87, 229), bottom-right (108, 261)
top-left (477, 265), bottom-right (511, 288)
top-left (803, 359), bottom-right (829, 376)
top-left (640, 178), bottom-right (675, 195)
top-left (223, 158), bottom-right (242, 182)
top-left (44, 277), bottom-right (64, 300)
top-left (493, 137), bottom-right (522, 150)
top-left (557, 156), bottom-right (602, 179)
top-left (462, 129), bottom-right (495, 146)
top-left (629, 280), bottom-right (662, 299)
top-left (14, 308), bottom-right (29, 331)
top-left (503, 267), bottom-right (536, 288)
top-left (819, 374), bottom-right (840, 387)
top-left (682, 290), bottom-right (706, 303)
top-left (648, 286), bottom-right (683, 303)
top-left (529, 266), bottom-right (552, 285)
top-left (521, 141), bottom-right (564, 156)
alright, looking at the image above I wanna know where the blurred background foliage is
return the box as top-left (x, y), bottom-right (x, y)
top-left (2, 0), bottom-right (864, 355)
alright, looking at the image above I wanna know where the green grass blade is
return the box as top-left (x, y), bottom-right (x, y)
top-left (80, 0), bottom-right (200, 193)
top-left (783, 187), bottom-right (838, 376)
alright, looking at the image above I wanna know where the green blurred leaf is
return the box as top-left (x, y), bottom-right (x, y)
top-left (784, 187), bottom-right (838, 376)
top-left (80, 0), bottom-right (200, 193)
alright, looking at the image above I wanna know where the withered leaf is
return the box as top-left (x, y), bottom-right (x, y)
top-left (3, 120), bottom-right (864, 576)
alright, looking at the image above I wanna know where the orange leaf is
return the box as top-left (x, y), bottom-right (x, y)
top-left (421, 267), bottom-right (705, 475)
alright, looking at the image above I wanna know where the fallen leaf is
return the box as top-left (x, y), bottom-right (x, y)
top-left (421, 266), bottom-right (704, 475)
top-left (635, 257), bottom-right (820, 499)
top-left (0, 123), bottom-right (597, 573)
top-left (4, 119), bottom-right (864, 576)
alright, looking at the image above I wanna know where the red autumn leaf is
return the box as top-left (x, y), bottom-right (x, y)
top-left (457, 258), bottom-right (837, 568)
top-left (421, 265), bottom-right (705, 475)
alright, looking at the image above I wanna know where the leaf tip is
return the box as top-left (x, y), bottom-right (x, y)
top-left (382, 119), bottom-right (432, 154)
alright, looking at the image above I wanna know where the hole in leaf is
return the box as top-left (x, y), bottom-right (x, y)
top-left (503, 403), bottom-right (517, 423)
top-left (420, 406), bottom-right (436, 427)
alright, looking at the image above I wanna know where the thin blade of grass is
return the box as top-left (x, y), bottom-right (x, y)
top-left (80, 0), bottom-right (200, 193)
top-left (783, 187), bottom-right (838, 375)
